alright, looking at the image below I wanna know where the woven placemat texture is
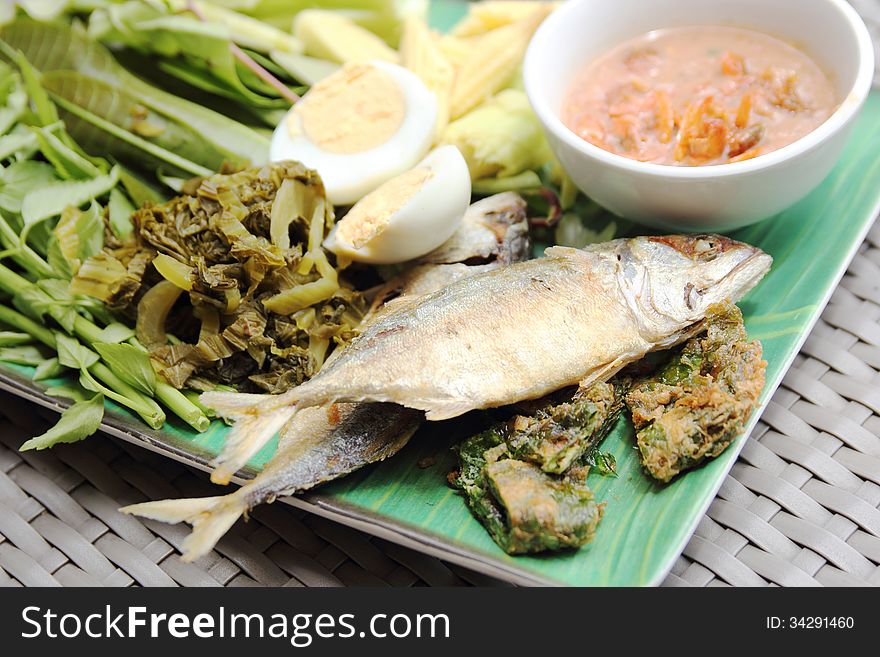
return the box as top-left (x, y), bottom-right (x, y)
top-left (0, 407), bottom-right (511, 587)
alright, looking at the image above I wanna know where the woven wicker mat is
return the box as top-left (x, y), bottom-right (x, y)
top-left (0, 220), bottom-right (877, 587)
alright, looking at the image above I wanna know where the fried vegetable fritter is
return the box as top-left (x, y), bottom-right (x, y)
top-left (626, 303), bottom-right (766, 483)
top-left (449, 380), bottom-right (625, 554)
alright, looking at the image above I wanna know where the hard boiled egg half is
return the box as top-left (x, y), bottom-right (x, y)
top-left (323, 145), bottom-right (472, 264)
top-left (270, 61), bottom-right (438, 205)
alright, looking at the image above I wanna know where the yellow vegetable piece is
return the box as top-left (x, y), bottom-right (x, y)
top-left (270, 178), bottom-right (312, 251)
top-left (54, 206), bottom-right (81, 275)
top-left (451, 1), bottom-right (559, 37)
top-left (400, 15), bottom-right (454, 136)
top-left (442, 89), bottom-right (553, 180)
top-left (262, 277), bottom-right (339, 315)
top-left (153, 253), bottom-right (194, 291)
top-left (294, 10), bottom-right (399, 65)
top-left (136, 280), bottom-right (182, 349)
top-left (449, 7), bottom-right (551, 119)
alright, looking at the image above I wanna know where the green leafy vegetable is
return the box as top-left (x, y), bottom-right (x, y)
top-left (19, 393), bottom-right (105, 451)
top-left (55, 331), bottom-right (99, 369)
top-left (20, 165), bottom-right (118, 234)
top-left (0, 17), bottom-right (268, 166)
top-left (43, 70), bottom-right (238, 174)
top-left (0, 160), bottom-right (58, 213)
top-left (33, 356), bottom-right (64, 381)
top-left (107, 187), bottom-right (134, 238)
top-left (95, 322), bottom-right (136, 344)
top-left (0, 330), bottom-right (32, 346)
top-left (93, 341), bottom-right (157, 396)
top-left (0, 344), bottom-right (45, 365)
top-left (45, 382), bottom-right (93, 403)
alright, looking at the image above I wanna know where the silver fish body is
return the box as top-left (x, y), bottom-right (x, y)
top-left (244, 402), bottom-right (422, 502)
top-left (276, 235), bottom-right (772, 420)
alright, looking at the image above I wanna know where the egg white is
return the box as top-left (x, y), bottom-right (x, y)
top-left (324, 145), bottom-right (472, 264)
top-left (269, 61), bottom-right (438, 205)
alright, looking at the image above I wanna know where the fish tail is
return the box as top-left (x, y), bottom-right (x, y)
top-left (121, 493), bottom-right (247, 562)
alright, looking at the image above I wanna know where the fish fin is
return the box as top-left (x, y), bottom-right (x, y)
top-left (121, 494), bottom-right (247, 562)
top-left (424, 401), bottom-right (476, 421)
top-left (199, 389), bottom-right (300, 485)
top-left (210, 407), bottom-right (295, 485)
top-left (544, 245), bottom-right (587, 259)
top-left (200, 390), bottom-right (283, 420)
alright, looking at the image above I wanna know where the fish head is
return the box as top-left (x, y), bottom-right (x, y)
top-left (624, 234), bottom-right (772, 333)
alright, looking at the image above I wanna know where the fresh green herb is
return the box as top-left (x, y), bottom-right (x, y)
top-left (19, 393), bottom-right (105, 451)
top-left (20, 165), bottom-right (118, 237)
top-left (33, 356), bottom-right (63, 381)
top-left (93, 342), bottom-right (157, 396)
top-left (0, 330), bottom-right (32, 346)
top-left (0, 344), bottom-right (46, 365)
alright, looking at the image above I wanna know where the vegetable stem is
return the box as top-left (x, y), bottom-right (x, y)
top-left (0, 263), bottom-right (206, 431)
top-left (0, 304), bottom-right (57, 348)
top-left (0, 212), bottom-right (55, 278)
top-left (90, 362), bottom-right (166, 429)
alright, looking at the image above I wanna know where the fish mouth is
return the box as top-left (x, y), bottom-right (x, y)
top-left (710, 246), bottom-right (773, 303)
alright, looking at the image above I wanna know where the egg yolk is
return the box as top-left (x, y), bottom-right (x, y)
top-left (335, 166), bottom-right (434, 248)
top-left (290, 63), bottom-right (406, 154)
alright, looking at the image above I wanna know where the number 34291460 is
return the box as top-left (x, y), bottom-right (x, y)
top-left (766, 617), bottom-right (854, 629)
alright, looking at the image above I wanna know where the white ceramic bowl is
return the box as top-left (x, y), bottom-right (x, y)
top-left (524, 0), bottom-right (875, 231)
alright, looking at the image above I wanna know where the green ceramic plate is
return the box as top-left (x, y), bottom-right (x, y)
top-left (2, 1), bottom-right (880, 586)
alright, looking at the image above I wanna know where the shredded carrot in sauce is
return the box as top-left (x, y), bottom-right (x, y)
top-left (563, 26), bottom-right (837, 166)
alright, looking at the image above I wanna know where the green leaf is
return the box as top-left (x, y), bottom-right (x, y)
top-left (12, 285), bottom-right (64, 324)
top-left (34, 356), bottom-right (64, 381)
top-left (48, 93), bottom-right (212, 179)
top-left (0, 330), bottom-right (32, 346)
top-left (17, 0), bottom-right (71, 22)
top-left (118, 164), bottom-right (167, 206)
top-left (55, 332), bottom-right (99, 370)
top-left (95, 322), bottom-right (135, 344)
top-left (20, 393), bottom-right (104, 451)
top-left (20, 165), bottom-right (118, 231)
top-left (32, 124), bottom-right (106, 180)
top-left (123, 14), bottom-right (286, 107)
top-left (28, 279), bottom-right (80, 331)
top-left (46, 235), bottom-right (73, 280)
top-left (45, 382), bottom-right (92, 402)
top-left (0, 84), bottom-right (27, 137)
top-left (93, 341), bottom-right (156, 395)
top-left (0, 160), bottom-right (59, 214)
top-left (43, 71), bottom-right (233, 174)
top-left (76, 200), bottom-right (104, 262)
top-left (0, 344), bottom-right (45, 365)
top-left (0, 17), bottom-right (268, 166)
top-left (0, 128), bottom-right (39, 161)
top-left (107, 187), bottom-right (135, 238)
top-left (0, 41), bottom-right (59, 128)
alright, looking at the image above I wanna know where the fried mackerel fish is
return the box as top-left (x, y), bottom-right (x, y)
top-left (71, 162), bottom-right (365, 394)
top-left (626, 303), bottom-right (766, 483)
top-left (449, 380), bottom-right (626, 554)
